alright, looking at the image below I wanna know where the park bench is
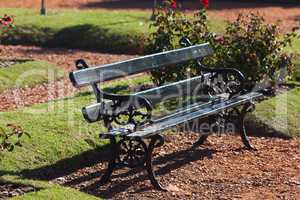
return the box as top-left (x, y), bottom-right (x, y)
top-left (69, 38), bottom-right (263, 190)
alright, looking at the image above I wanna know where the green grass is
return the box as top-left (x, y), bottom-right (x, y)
top-left (0, 75), bottom-right (152, 199)
top-left (0, 8), bottom-right (151, 54)
top-left (2, 176), bottom-right (101, 200)
top-left (294, 56), bottom-right (300, 81)
top-left (0, 94), bottom-right (102, 172)
top-left (0, 8), bottom-right (225, 54)
top-left (12, 186), bottom-right (101, 200)
top-left (0, 60), bottom-right (64, 93)
top-left (284, 36), bottom-right (300, 54)
top-left (253, 86), bottom-right (300, 137)
top-left (0, 8), bottom-right (150, 35)
top-left (0, 74), bottom-right (151, 172)
top-left (0, 92), bottom-right (106, 198)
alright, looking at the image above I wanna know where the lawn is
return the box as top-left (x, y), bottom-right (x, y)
top-left (253, 86), bottom-right (300, 137)
top-left (0, 60), bottom-right (64, 93)
top-left (1, 8), bottom-right (298, 54)
top-left (294, 56), bottom-right (300, 81)
top-left (0, 75), bottom-right (152, 199)
top-left (12, 187), bottom-right (101, 200)
top-left (0, 89), bottom-right (102, 199)
top-left (4, 177), bottom-right (101, 200)
top-left (0, 8), bottom-right (225, 54)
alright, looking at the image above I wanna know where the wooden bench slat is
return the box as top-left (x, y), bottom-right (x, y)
top-left (127, 92), bottom-right (262, 138)
top-left (82, 73), bottom-right (212, 123)
top-left (135, 73), bottom-right (211, 104)
top-left (69, 43), bottom-right (213, 87)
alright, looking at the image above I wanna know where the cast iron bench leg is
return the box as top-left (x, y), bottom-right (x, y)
top-left (238, 103), bottom-right (257, 150)
top-left (193, 134), bottom-right (209, 147)
top-left (99, 136), bottom-right (118, 184)
top-left (145, 134), bottom-right (167, 191)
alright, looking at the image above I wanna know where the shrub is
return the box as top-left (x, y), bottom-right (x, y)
top-left (0, 14), bottom-right (14, 47)
top-left (147, 2), bottom-right (298, 87)
top-left (146, 0), bottom-right (212, 85)
top-left (0, 124), bottom-right (30, 152)
top-left (206, 13), bottom-right (298, 87)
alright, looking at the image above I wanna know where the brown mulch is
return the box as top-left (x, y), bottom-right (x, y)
top-left (0, 45), bottom-right (135, 112)
top-left (52, 133), bottom-right (300, 200)
top-left (0, 182), bottom-right (38, 200)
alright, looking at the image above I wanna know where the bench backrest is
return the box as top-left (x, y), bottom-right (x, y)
top-left (69, 43), bottom-right (213, 87)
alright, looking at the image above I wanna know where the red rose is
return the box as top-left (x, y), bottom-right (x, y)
top-left (170, 0), bottom-right (177, 9)
top-left (202, 0), bottom-right (209, 9)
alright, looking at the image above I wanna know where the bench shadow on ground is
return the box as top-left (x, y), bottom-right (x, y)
top-left (0, 128), bottom-right (289, 198)
top-left (81, 0), bottom-right (300, 10)
top-left (0, 180), bottom-right (42, 199)
top-left (0, 140), bottom-right (216, 198)
top-left (74, 146), bottom-right (216, 198)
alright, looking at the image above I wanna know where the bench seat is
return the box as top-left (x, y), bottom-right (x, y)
top-left (100, 92), bottom-right (262, 138)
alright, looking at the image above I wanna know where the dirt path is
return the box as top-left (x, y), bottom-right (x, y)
top-left (0, 45), bottom-right (135, 112)
top-left (53, 133), bottom-right (300, 199)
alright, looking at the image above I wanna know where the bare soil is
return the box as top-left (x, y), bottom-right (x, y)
top-left (0, 182), bottom-right (38, 200)
top-left (53, 133), bottom-right (300, 200)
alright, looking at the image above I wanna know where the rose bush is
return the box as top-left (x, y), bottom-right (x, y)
top-left (0, 14), bottom-right (27, 154)
top-left (147, 1), bottom-right (297, 88)
top-left (0, 14), bottom-right (14, 43)
top-left (206, 13), bottom-right (298, 87)
top-left (146, 0), bottom-right (212, 85)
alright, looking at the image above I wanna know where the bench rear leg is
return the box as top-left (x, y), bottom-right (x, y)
top-left (145, 134), bottom-right (167, 191)
top-left (193, 134), bottom-right (209, 147)
top-left (238, 103), bottom-right (257, 150)
top-left (99, 136), bottom-right (118, 184)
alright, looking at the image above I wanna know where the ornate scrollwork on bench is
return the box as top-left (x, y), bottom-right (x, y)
top-left (117, 137), bottom-right (148, 168)
top-left (101, 93), bottom-right (153, 132)
top-left (206, 68), bottom-right (245, 99)
top-left (100, 134), bottom-right (166, 191)
top-left (193, 101), bottom-right (257, 150)
top-left (180, 37), bottom-right (246, 100)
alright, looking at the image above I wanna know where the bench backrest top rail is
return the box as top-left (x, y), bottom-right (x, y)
top-left (70, 43), bottom-right (213, 87)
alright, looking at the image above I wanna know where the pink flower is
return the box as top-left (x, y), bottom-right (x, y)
top-left (216, 35), bottom-right (225, 44)
top-left (0, 15), bottom-right (14, 26)
top-left (202, 0), bottom-right (209, 9)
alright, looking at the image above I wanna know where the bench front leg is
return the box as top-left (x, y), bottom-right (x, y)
top-left (145, 134), bottom-right (167, 191)
top-left (237, 102), bottom-right (257, 150)
top-left (193, 134), bottom-right (209, 147)
top-left (99, 135), bottom-right (118, 184)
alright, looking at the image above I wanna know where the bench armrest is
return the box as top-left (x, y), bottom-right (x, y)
top-left (84, 90), bottom-right (153, 129)
top-left (180, 37), bottom-right (246, 98)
